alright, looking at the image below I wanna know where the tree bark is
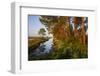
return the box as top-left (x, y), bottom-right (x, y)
top-left (82, 17), bottom-right (85, 44)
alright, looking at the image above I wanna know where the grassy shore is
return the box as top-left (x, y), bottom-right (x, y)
top-left (28, 37), bottom-right (49, 54)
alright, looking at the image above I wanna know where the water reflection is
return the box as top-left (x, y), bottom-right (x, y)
top-left (31, 37), bottom-right (53, 56)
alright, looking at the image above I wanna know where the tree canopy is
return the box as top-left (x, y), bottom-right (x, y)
top-left (38, 28), bottom-right (46, 36)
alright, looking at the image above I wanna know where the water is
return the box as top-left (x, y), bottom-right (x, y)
top-left (31, 38), bottom-right (53, 56)
top-left (43, 38), bottom-right (53, 53)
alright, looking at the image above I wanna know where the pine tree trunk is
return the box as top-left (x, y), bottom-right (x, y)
top-left (74, 17), bottom-right (78, 37)
top-left (82, 17), bottom-right (85, 44)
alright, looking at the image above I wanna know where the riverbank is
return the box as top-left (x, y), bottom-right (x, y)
top-left (28, 37), bottom-right (49, 54)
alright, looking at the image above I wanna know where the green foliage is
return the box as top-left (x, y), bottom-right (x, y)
top-left (39, 16), bottom-right (58, 27)
top-left (38, 28), bottom-right (46, 36)
top-left (51, 38), bottom-right (88, 59)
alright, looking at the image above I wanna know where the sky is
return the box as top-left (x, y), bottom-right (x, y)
top-left (28, 15), bottom-right (48, 37)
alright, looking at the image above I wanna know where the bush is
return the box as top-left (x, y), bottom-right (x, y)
top-left (51, 38), bottom-right (88, 59)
